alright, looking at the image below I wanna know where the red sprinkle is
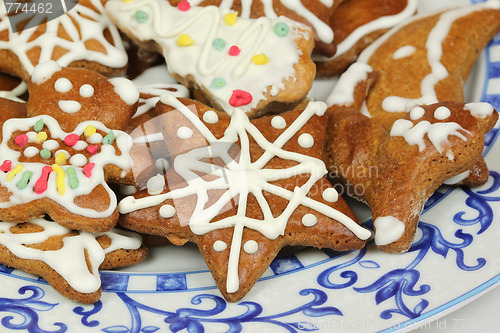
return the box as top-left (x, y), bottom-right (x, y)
top-left (34, 166), bottom-right (53, 194)
top-left (228, 46), bottom-right (240, 56)
top-left (14, 134), bottom-right (28, 147)
top-left (177, 0), bottom-right (191, 11)
top-left (64, 133), bottom-right (80, 147)
top-left (0, 160), bottom-right (12, 172)
top-left (87, 145), bottom-right (99, 155)
top-left (229, 90), bottom-right (253, 107)
top-left (83, 163), bottom-right (95, 178)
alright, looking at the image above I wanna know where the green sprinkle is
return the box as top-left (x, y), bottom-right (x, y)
top-left (135, 10), bottom-right (148, 23)
top-left (273, 22), bottom-right (289, 37)
top-left (102, 130), bottom-right (115, 144)
top-left (213, 38), bottom-right (226, 51)
top-left (210, 77), bottom-right (226, 89)
top-left (40, 148), bottom-right (51, 159)
top-left (66, 167), bottom-right (79, 189)
top-left (16, 171), bottom-right (33, 189)
top-left (34, 119), bottom-right (44, 132)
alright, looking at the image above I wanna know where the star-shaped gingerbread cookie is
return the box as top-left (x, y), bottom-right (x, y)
top-left (119, 95), bottom-right (370, 301)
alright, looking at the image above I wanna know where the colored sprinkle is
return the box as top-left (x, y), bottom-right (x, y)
top-left (87, 145), bottom-right (98, 155)
top-left (228, 45), bottom-right (240, 56)
top-left (35, 166), bottom-right (53, 194)
top-left (40, 148), bottom-right (51, 159)
top-left (52, 164), bottom-right (65, 195)
top-left (224, 12), bottom-right (237, 26)
top-left (6, 164), bottom-right (23, 181)
top-left (34, 119), bottom-right (44, 132)
top-left (35, 132), bottom-right (48, 144)
top-left (83, 163), bottom-right (95, 178)
top-left (66, 167), bottom-right (79, 189)
top-left (14, 134), bottom-right (28, 147)
top-left (213, 38), bottom-right (226, 51)
top-left (102, 131), bottom-right (116, 144)
top-left (177, 0), bottom-right (190, 11)
top-left (64, 133), bottom-right (80, 146)
top-left (123, 0), bottom-right (133, 2)
top-left (229, 90), bottom-right (252, 107)
top-left (273, 22), bottom-right (289, 37)
top-left (0, 160), bottom-right (12, 172)
top-left (252, 53), bottom-right (269, 65)
top-left (55, 152), bottom-right (67, 165)
top-left (177, 34), bottom-right (194, 47)
top-left (16, 171), bottom-right (33, 190)
top-left (210, 77), bottom-right (226, 89)
top-left (134, 10), bottom-right (148, 23)
top-left (84, 125), bottom-right (96, 137)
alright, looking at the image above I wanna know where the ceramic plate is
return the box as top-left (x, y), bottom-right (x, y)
top-left (0, 0), bottom-right (499, 332)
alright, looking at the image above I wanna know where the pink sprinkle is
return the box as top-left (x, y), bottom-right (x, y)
top-left (64, 133), bottom-right (80, 147)
top-left (87, 145), bottom-right (98, 155)
top-left (229, 90), bottom-right (252, 107)
top-left (83, 163), bottom-right (95, 178)
top-left (34, 166), bottom-right (53, 194)
top-left (228, 46), bottom-right (240, 56)
top-left (0, 160), bottom-right (12, 172)
top-left (177, 0), bottom-right (191, 11)
top-left (14, 134), bottom-right (28, 147)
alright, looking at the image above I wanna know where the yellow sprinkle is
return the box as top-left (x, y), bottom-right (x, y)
top-left (35, 131), bottom-right (48, 144)
top-left (123, 0), bottom-right (134, 2)
top-left (177, 34), bottom-right (194, 47)
top-left (224, 12), bottom-right (237, 26)
top-left (6, 164), bottom-right (23, 181)
top-left (52, 164), bottom-right (66, 196)
top-left (252, 53), bottom-right (269, 65)
top-left (55, 152), bottom-right (67, 165)
top-left (84, 125), bottom-right (96, 137)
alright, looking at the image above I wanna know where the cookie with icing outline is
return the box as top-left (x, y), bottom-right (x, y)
top-left (324, 64), bottom-right (498, 253)
top-left (105, 0), bottom-right (316, 118)
top-left (0, 0), bottom-right (128, 81)
top-left (119, 96), bottom-right (370, 301)
top-left (0, 72), bottom-right (27, 102)
top-left (0, 217), bottom-right (147, 303)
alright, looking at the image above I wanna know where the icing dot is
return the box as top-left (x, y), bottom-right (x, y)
top-left (87, 145), bottom-right (99, 155)
top-left (83, 163), bottom-right (95, 178)
top-left (271, 116), bottom-right (286, 129)
top-left (298, 133), bottom-right (314, 148)
top-left (252, 53), bottom-right (269, 65)
top-left (224, 12), bottom-right (237, 26)
top-left (43, 140), bottom-right (59, 150)
top-left (72, 140), bottom-right (88, 151)
top-left (273, 22), bottom-right (289, 37)
top-left (70, 154), bottom-right (87, 167)
top-left (177, 126), bottom-right (193, 139)
top-left (434, 106), bottom-right (451, 120)
top-left (55, 151), bottom-right (68, 165)
top-left (0, 160), bottom-right (11, 172)
top-left (243, 240), bottom-right (258, 254)
top-left (203, 110), bottom-right (219, 124)
top-left (322, 188), bottom-right (338, 202)
top-left (26, 132), bottom-right (37, 142)
top-left (155, 158), bottom-right (170, 171)
top-left (177, 34), bottom-right (194, 47)
top-left (213, 38), bottom-right (226, 51)
top-left (210, 77), bottom-right (226, 89)
top-left (134, 10), bottom-right (148, 23)
top-left (228, 45), bottom-right (240, 56)
top-left (87, 133), bottom-right (103, 144)
top-left (177, 0), bottom-right (191, 11)
top-left (35, 132), bottom-right (48, 144)
top-left (229, 90), bottom-right (252, 107)
top-left (84, 125), bottom-right (96, 137)
top-left (40, 148), bottom-right (51, 159)
top-left (102, 131), bottom-right (116, 144)
top-left (34, 119), bottom-right (44, 132)
top-left (58, 100), bottom-right (82, 113)
top-left (14, 134), bottom-right (28, 147)
top-left (79, 84), bottom-right (94, 98)
top-left (410, 106), bottom-right (425, 120)
top-left (213, 240), bottom-right (227, 252)
top-left (302, 214), bottom-right (317, 227)
top-left (24, 147), bottom-right (39, 158)
top-left (54, 78), bottom-right (73, 93)
top-left (159, 204), bottom-right (176, 218)
top-left (147, 174), bottom-right (165, 195)
top-left (64, 133), bottom-right (80, 147)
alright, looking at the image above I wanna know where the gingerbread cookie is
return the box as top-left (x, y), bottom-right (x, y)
top-left (119, 95), bottom-right (370, 301)
top-left (325, 64), bottom-right (498, 253)
top-left (0, 0), bottom-right (128, 81)
top-left (105, 0), bottom-right (316, 118)
top-left (0, 72), bottom-right (27, 102)
top-left (0, 217), bottom-right (147, 303)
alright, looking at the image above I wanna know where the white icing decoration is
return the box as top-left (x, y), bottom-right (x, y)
top-left (325, 63), bottom-right (373, 107)
top-left (464, 102), bottom-right (494, 118)
top-left (0, 81), bottom-right (28, 103)
top-left (155, 158), bottom-right (170, 171)
top-left (79, 84), bottom-right (95, 98)
top-left (203, 110), bottom-right (219, 124)
top-left (0, 218), bottom-right (141, 293)
top-left (109, 78), bottom-right (140, 106)
top-left (271, 116), bottom-right (287, 129)
top-left (434, 106), bottom-right (451, 120)
top-left (24, 147), bottom-right (39, 158)
top-left (298, 133), bottom-right (314, 148)
top-left (54, 78), bottom-right (73, 93)
top-left (147, 174), bottom-right (165, 195)
top-left (119, 97), bottom-right (371, 294)
top-left (42, 140), bottom-right (59, 150)
top-left (177, 126), bottom-right (194, 139)
top-left (392, 45), bottom-right (416, 59)
top-left (133, 132), bottom-right (165, 144)
top-left (243, 240), bottom-right (258, 254)
top-left (88, 133), bottom-right (103, 144)
top-left (322, 188), bottom-right (338, 203)
top-left (26, 132), bottom-right (37, 142)
top-left (443, 170), bottom-right (471, 185)
top-left (409, 106), bottom-right (425, 120)
top-left (213, 240), bottom-right (227, 252)
top-left (58, 100), bottom-right (82, 114)
top-left (301, 213), bottom-right (318, 227)
top-left (159, 204), bottom-right (176, 218)
top-left (30, 61), bottom-right (62, 84)
top-left (69, 154), bottom-right (88, 167)
top-left (374, 216), bottom-right (405, 246)
top-left (73, 140), bottom-right (88, 151)
top-left (120, 185), bottom-right (138, 196)
top-left (133, 83), bottom-right (190, 119)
